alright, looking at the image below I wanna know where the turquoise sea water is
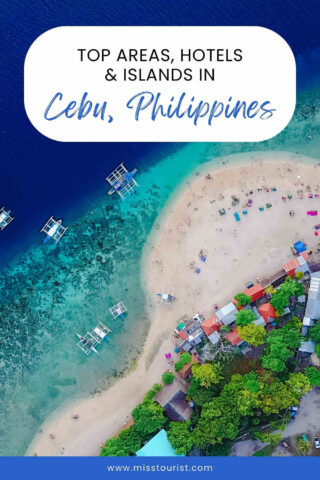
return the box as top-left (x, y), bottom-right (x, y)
top-left (1, 89), bottom-right (320, 455)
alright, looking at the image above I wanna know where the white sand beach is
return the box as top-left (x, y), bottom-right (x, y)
top-left (26, 151), bottom-right (320, 456)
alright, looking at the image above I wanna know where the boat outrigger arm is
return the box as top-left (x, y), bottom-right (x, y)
top-left (0, 207), bottom-right (14, 230)
top-left (156, 287), bottom-right (176, 303)
top-left (76, 321), bottom-right (111, 356)
top-left (106, 163), bottom-right (138, 200)
top-left (41, 216), bottom-right (68, 243)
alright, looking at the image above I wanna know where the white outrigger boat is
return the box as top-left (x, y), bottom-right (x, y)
top-left (106, 163), bottom-right (138, 200)
top-left (41, 216), bottom-right (67, 243)
top-left (109, 301), bottom-right (127, 319)
top-left (157, 287), bottom-right (176, 303)
top-left (0, 207), bottom-right (14, 230)
top-left (76, 321), bottom-right (111, 356)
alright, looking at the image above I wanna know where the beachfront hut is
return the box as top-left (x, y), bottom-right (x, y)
top-left (283, 254), bottom-right (310, 278)
top-left (178, 316), bottom-right (205, 348)
top-left (302, 317), bottom-right (315, 337)
top-left (225, 328), bottom-right (244, 347)
top-left (215, 302), bottom-right (239, 326)
top-left (175, 336), bottom-right (192, 352)
top-left (294, 241), bottom-right (307, 254)
top-left (201, 315), bottom-right (221, 336)
top-left (303, 317), bottom-right (314, 327)
top-left (154, 380), bottom-right (192, 422)
top-left (283, 258), bottom-right (299, 278)
top-left (244, 284), bottom-right (264, 302)
top-left (299, 340), bottom-right (316, 354)
top-left (208, 331), bottom-right (221, 345)
top-left (136, 429), bottom-right (182, 456)
top-left (258, 303), bottom-right (277, 324)
top-left (305, 272), bottom-right (320, 320)
top-left (177, 354), bottom-right (200, 380)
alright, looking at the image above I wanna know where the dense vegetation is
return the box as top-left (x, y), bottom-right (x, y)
top-left (270, 277), bottom-right (304, 315)
top-left (235, 309), bottom-right (256, 326)
top-left (100, 276), bottom-right (320, 457)
top-left (234, 293), bottom-right (252, 306)
top-left (261, 318), bottom-right (302, 372)
top-left (100, 384), bottom-right (163, 456)
top-left (175, 352), bottom-right (192, 372)
top-left (238, 324), bottom-right (266, 346)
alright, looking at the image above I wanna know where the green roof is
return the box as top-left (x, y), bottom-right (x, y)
top-left (136, 429), bottom-right (183, 457)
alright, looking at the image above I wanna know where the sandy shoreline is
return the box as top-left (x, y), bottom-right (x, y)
top-left (26, 151), bottom-right (320, 456)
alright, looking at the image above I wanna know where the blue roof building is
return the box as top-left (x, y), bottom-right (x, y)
top-left (136, 429), bottom-right (183, 457)
top-left (294, 241), bottom-right (306, 254)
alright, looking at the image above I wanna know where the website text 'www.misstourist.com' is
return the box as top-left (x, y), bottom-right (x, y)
top-left (106, 463), bottom-right (213, 473)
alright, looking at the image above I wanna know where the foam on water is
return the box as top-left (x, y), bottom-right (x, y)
top-left (1, 90), bottom-right (320, 455)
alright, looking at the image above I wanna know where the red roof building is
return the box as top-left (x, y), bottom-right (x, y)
top-left (179, 330), bottom-right (188, 341)
top-left (201, 315), bottom-right (221, 336)
top-left (244, 284), bottom-right (264, 302)
top-left (283, 258), bottom-right (299, 277)
top-left (300, 251), bottom-right (309, 261)
top-left (225, 327), bottom-right (243, 346)
top-left (258, 303), bottom-right (277, 324)
top-left (232, 298), bottom-right (245, 311)
top-left (283, 253), bottom-right (310, 277)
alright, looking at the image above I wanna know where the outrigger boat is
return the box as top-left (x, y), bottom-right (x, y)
top-left (110, 301), bottom-right (127, 319)
top-left (157, 288), bottom-right (176, 303)
top-left (0, 207), bottom-right (14, 230)
top-left (106, 163), bottom-right (138, 199)
top-left (41, 216), bottom-right (67, 243)
top-left (76, 321), bottom-right (111, 356)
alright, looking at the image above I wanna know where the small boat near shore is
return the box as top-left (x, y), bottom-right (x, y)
top-left (76, 321), bottom-right (111, 356)
top-left (106, 163), bottom-right (138, 199)
top-left (0, 207), bottom-right (14, 230)
top-left (40, 216), bottom-right (68, 243)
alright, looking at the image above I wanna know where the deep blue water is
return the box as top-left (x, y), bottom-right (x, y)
top-left (1, 0), bottom-right (320, 266)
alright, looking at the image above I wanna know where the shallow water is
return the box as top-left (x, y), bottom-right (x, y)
top-left (1, 89), bottom-right (320, 455)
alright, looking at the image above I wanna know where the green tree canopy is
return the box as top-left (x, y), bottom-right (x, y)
top-left (162, 371), bottom-right (175, 384)
top-left (305, 367), bottom-right (320, 386)
top-left (309, 322), bottom-right (320, 343)
top-left (261, 324), bottom-right (302, 372)
top-left (270, 277), bottom-right (304, 311)
top-left (235, 309), bottom-right (257, 326)
top-left (315, 343), bottom-right (320, 358)
top-left (238, 324), bottom-right (266, 346)
top-left (286, 372), bottom-right (311, 398)
top-left (175, 352), bottom-right (192, 371)
top-left (132, 402), bottom-right (166, 437)
top-left (167, 421), bottom-right (194, 455)
top-left (180, 352), bottom-right (192, 364)
top-left (234, 293), bottom-right (252, 306)
top-left (187, 377), bottom-right (220, 406)
top-left (192, 363), bottom-right (222, 388)
top-left (244, 371), bottom-right (261, 393)
top-left (100, 426), bottom-right (142, 456)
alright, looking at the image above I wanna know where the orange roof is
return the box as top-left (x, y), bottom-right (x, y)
top-left (245, 283), bottom-right (264, 301)
top-left (258, 303), bottom-right (277, 323)
top-left (300, 251), bottom-right (309, 261)
top-left (201, 315), bottom-right (220, 336)
top-left (179, 330), bottom-right (188, 341)
top-left (226, 327), bottom-right (243, 346)
top-left (283, 258), bottom-right (299, 272)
